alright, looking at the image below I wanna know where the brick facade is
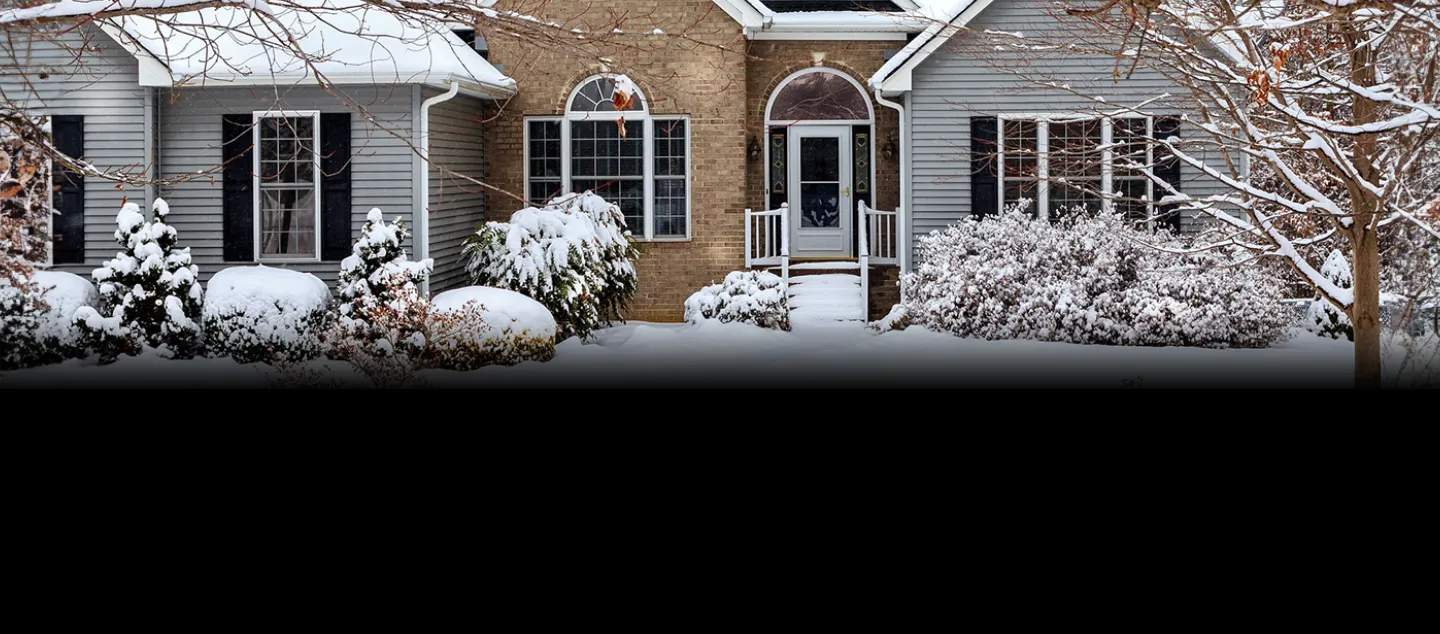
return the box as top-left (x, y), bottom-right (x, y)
top-left (483, 1), bottom-right (902, 322)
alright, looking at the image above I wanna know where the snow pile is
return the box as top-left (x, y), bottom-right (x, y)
top-left (203, 265), bottom-right (332, 364)
top-left (427, 286), bottom-right (557, 370)
top-left (73, 199), bottom-right (205, 362)
top-left (901, 204), bottom-right (1292, 348)
top-left (1305, 250), bottom-right (1354, 341)
top-left (461, 191), bottom-right (639, 341)
top-left (684, 271), bottom-right (791, 331)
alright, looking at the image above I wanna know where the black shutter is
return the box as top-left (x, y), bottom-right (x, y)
top-left (768, 127), bottom-right (787, 211)
top-left (51, 115), bottom-right (84, 264)
top-left (1154, 115), bottom-right (1182, 232)
top-left (222, 114), bottom-right (254, 261)
top-left (970, 116), bottom-right (998, 219)
top-left (320, 112), bottom-right (352, 261)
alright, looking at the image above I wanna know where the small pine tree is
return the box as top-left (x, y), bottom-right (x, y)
top-left (1306, 250), bottom-right (1354, 341)
top-left (325, 209), bottom-right (434, 385)
top-left (74, 199), bottom-right (204, 362)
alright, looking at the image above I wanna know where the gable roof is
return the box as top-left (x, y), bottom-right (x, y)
top-left (102, 0), bottom-right (515, 98)
top-left (870, 0), bottom-right (1247, 94)
top-left (869, 0), bottom-right (992, 93)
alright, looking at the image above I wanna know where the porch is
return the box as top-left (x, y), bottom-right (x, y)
top-left (745, 201), bottom-right (902, 323)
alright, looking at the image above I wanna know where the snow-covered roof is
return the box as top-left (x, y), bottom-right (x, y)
top-left (870, 0), bottom-right (990, 93)
top-left (101, 0), bottom-right (515, 98)
top-left (712, 0), bottom-right (929, 38)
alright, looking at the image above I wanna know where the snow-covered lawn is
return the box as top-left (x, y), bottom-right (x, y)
top-left (3, 320), bottom-right (1431, 388)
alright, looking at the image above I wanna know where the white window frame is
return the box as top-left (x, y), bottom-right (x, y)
top-left (522, 75), bottom-right (692, 241)
top-left (997, 114), bottom-right (1155, 227)
top-left (252, 110), bottom-right (322, 262)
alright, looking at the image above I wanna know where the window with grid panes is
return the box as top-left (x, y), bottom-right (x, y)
top-left (523, 76), bottom-right (690, 239)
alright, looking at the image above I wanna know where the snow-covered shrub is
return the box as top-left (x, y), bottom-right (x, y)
top-left (31, 271), bottom-right (98, 361)
top-left (461, 191), bottom-right (639, 341)
top-left (0, 116), bottom-right (56, 370)
top-left (426, 286), bottom-right (557, 370)
top-left (869, 304), bottom-right (908, 333)
top-left (1304, 250), bottom-right (1354, 341)
top-left (204, 266), bottom-right (332, 364)
top-left (0, 270), bottom-right (43, 370)
top-left (900, 205), bottom-right (1291, 348)
top-left (684, 271), bottom-right (791, 331)
top-left (73, 199), bottom-right (204, 363)
top-left (324, 209), bottom-right (433, 386)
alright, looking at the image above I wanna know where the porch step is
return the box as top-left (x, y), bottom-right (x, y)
top-left (787, 273), bottom-right (865, 325)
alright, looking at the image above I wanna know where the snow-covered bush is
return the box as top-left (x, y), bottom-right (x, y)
top-left (73, 199), bottom-right (204, 363)
top-left (0, 116), bottom-right (58, 370)
top-left (0, 271), bottom-right (43, 370)
top-left (684, 270), bottom-right (791, 331)
top-left (31, 271), bottom-right (98, 361)
top-left (325, 209), bottom-right (433, 386)
top-left (204, 266), bottom-right (332, 364)
top-left (900, 205), bottom-right (1291, 348)
top-left (426, 286), bottom-right (557, 370)
top-left (461, 191), bottom-right (639, 341)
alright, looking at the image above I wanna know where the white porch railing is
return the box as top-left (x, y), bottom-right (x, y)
top-left (858, 201), bottom-right (901, 322)
top-left (860, 201), bottom-right (900, 266)
top-left (744, 204), bottom-right (790, 281)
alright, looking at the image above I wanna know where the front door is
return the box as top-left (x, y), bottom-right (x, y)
top-left (788, 125), bottom-right (851, 257)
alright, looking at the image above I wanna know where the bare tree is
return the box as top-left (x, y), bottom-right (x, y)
top-left (960, 0), bottom-right (1440, 387)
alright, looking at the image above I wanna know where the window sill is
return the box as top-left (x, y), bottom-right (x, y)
top-left (633, 237), bottom-right (692, 244)
top-left (257, 257), bottom-right (322, 264)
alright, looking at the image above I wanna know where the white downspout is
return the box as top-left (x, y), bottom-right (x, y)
top-left (875, 91), bottom-right (909, 272)
top-left (418, 80), bottom-right (460, 294)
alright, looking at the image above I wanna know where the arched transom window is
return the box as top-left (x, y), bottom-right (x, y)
top-left (767, 69), bottom-right (873, 123)
top-left (524, 75), bottom-right (689, 239)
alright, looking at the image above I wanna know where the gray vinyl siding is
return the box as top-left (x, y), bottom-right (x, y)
top-left (425, 92), bottom-right (487, 292)
top-left (907, 0), bottom-right (1230, 263)
top-left (0, 25), bottom-right (147, 275)
top-left (158, 84), bottom-right (416, 288)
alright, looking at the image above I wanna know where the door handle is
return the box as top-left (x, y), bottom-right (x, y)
top-left (843, 186), bottom-right (850, 198)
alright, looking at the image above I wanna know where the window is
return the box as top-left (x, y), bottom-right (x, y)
top-left (253, 111), bottom-right (320, 260)
top-left (998, 115), bottom-right (1156, 226)
top-left (524, 75), bottom-right (690, 240)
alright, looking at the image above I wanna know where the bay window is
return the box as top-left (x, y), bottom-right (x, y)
top-left (524, 75), bottom-right (691, 240)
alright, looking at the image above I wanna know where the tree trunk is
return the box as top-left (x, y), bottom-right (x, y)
top-left (1352, 226), bottom-right (1383, 389)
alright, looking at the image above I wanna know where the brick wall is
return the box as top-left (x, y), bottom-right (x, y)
top-left (744, 40), bottom-right (902, 216)
top-left (483, 2), bottom-right (903, 322)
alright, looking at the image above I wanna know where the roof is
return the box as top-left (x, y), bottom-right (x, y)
top-left (101, 0), bottom-right (516, 98)
top-left (870, 0), bottom-right (1246, 93)
top-left (869, 0), bottom-right (991, 93)
top-left (713, 0), bottom-right (927, 39)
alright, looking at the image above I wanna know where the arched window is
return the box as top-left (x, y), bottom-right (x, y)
top-left (523, 75), bottom-right (689, 239)
top-left (767, 68), bottom-right (873, 123)
top-left (568, 76), bottom-right (647, 114)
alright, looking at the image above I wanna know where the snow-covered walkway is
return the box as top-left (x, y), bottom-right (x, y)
top-left (1, 320), bottom-right (1421, 388)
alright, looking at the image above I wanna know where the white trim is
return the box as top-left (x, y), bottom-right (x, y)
top-left (522, 113), bottom-right (693, 241)
top-left (98, 23), bottom-right (173, 86)
top-left (43, 143), bottom-right (54, 269)
top-left (766, 67), bottom-right (876, 126)
top-left (252, 110), bottom-right (322, 263)
top-left (711, 0), bottom-right (764, 27)
top-left (872, 0), bottom-right (996, 94)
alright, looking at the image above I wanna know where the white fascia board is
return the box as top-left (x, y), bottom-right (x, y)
top-left (873, 0), bottom-right (996, 93)
top-left (149, 71), bottom-right (515, 98)
top-left (712, 0), bottom-right (765, 27)
top-left (753, 31), bottom-right (908, 41)
top-left (98, 22), bottom-right (172, 87)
